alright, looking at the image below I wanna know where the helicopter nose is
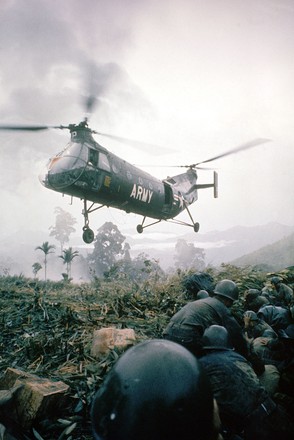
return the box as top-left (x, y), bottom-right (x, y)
top-left (39, 155), bottom-right (87, 191)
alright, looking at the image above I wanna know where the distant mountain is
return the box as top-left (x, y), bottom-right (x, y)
top-left (230, 232), bottom-right (294, 271)
top-left (200, 222), bottom-right (294, 266)
top-left (128, 222), bottom-right (294, 268)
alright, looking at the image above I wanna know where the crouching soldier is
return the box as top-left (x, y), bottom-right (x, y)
top-left (243, 310), bottom-right (275, 342)
top-left (91, 339), bottom-right (223, 440)
top-left (163, 279), bottom-right (248, 358)
top-left (199, 325), bottom-right (294, 440)
top-left (271, 276), bottom-right (294, 308)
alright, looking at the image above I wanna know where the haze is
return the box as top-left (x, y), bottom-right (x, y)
top-left (0, 0), bottom-right (293, 249)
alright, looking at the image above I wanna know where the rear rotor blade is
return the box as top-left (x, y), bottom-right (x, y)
top-left (193, 138), bottom-right (271, 167)
top-left (136, 164), bottom-right (214, 170)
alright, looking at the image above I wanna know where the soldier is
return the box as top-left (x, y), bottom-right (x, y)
top-left (257, 304), bottom-right (292, 333)
top-left (276, 324), bottom-right (294, 400)
top-left (196, 290), bottom-right (209, 299)
top-left (244, 288), bottom-right (269, 312)
top-left (163, 279), bottom-right (248, 358)
top-left (251, 329), bottom-right (282, 367)
top-left (243, 310), bottom-right (275, 341)
top-left (91, 339), bottom-right (223, 440)
top-left (271, 276), bottom-right (294, 308)
top-left (199, 325), bottom-right (294, 440)
top-left (250, 329), bottom-right (282, 396)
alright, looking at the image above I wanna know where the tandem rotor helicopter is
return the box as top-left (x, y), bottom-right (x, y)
top-left (0, 114), bottom-right (269, 244)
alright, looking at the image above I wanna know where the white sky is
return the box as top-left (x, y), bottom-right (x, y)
top-left (0, 0), bottom-right (293, 244)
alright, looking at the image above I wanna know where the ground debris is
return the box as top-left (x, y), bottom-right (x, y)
top-left (0, 278), bottom-right (172, 439)
top-left (0, 368), bottom-right (70, 430)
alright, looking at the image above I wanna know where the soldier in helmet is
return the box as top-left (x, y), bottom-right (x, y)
top-left (244, 288), bottom-right (269, 312)
top-left (243, 310), bottom-right (275, 341)
top-left (275, 324), bottom-right (294, 400)
top-left (257, 304), bottom-right (292, 333)
top-left (271, 276), bottom-right (294, 308)
top-left (199, 325), bottom-right (294, 440)
top-left (91, 339), bottom-right (223, 440)
top-left (163, 279), bottom-right (248, 358)
top-left (196, 290), bottom-right (209, 300)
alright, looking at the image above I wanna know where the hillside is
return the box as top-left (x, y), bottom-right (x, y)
top-left (0, 265), bottom-right (293, 439)
top-left (128, 222), bottom-right (294, 269)
top-left (231, 232), bottom-right (294, 270)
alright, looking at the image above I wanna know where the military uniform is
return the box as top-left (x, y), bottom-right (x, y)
top-left (275, 283), bottom-right (294, 307)
top-left (251, 336), bottom-right (283, 367)
top-left (199, 349), bottom-right (294, 440)
top-left (244, 292), bottom-right (269, 312)
top-left (245, 318), bottom-right (273, 340)
top-left (163, 296), bottom-right (248, 357)
top-left (257, 305), bottom-right (292, 332)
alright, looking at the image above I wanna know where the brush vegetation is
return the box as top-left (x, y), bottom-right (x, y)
top-left (0, 264), bottom-right (293, 439)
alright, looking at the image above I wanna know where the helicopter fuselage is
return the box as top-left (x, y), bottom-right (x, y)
top-left (39, 123), bottom-right (218, 241)
top-left (41, 125), bottom-right (202, 219)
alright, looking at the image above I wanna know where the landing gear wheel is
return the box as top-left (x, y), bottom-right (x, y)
top-left (193, 222), bottom-right (200, 233)
top-left (136, 224), bottom-right (144, 234)
top-left (82, 227), bottom-right (95, 244)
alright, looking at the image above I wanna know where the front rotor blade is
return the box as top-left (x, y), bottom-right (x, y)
top-left (84, 95), bottom-right (97, 115)
top-left (194, 138), bottom-right (271, 167)
top-left (0, 124), bottom-right (64, 131)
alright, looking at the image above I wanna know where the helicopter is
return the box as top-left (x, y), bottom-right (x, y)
top-left (0, 119), bottom-right (269, 244)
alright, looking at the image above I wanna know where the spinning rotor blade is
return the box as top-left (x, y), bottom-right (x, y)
top-left (84, 95), bottom-right (97, 115)
top-left (93, 130), bottom-right (174, 155)
top-left (138, 164), bottom-right (215, 170)
top-left (141, 138), bottom-right (271, 170)
top-left (0, 124), bottom-right (64, 131)
top-left (192, 138), bottom-right (271, 167)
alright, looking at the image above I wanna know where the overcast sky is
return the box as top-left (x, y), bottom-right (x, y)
top-left (0, 0), bottom-right (294, 245)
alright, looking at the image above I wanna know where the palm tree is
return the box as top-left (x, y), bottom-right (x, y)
top-left (59, 247), bottom-right (79, 280)
top-left (32, 262), bottom-right (42, 278)
top-left (35, 241), bottom-right (55, 281)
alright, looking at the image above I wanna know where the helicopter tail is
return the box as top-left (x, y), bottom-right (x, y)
top-left (196, 171), bottom-right (218, 198)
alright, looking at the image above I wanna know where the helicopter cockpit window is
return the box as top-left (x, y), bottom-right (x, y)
top-left (53, 142), bottom-right (88, 171)
top-left (88, 148), bottom-right (98, 167)
top-left (98, 152), bottom-right (111, 172)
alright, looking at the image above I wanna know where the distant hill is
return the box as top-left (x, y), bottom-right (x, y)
top-left (128, 222), bottom-right (294, 269)
top-left (0, 222), bottom-right (293, 276)
top-left (230, 232), bottom-right (294, 271)
top-left (184, 222), bottom-right (294, 266)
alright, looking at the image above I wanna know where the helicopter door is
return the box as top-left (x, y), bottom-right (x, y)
top-left (88, 149), bottom-right (112, 193)
top-left (86, 148), bottom-right (111, 189)
top-left (163, 182), bottom-right (173, 214)
top-left (88, 148), bottom-right (98, 167)
top-left (98, 151), bottom-right (111, 192)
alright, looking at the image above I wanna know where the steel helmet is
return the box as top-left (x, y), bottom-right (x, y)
top-left (202, 325), bottom-right (233, 350)
top-left (246, 288), bottom-right (261, 298)
top-left (213, 279), bottom-right (239, 302)
top-left (91, 339), bottom-right (216, 440)
top-left (271, 276), bottom-right (282, 285)
top-left (196, 290), bottom-right (209, 299)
